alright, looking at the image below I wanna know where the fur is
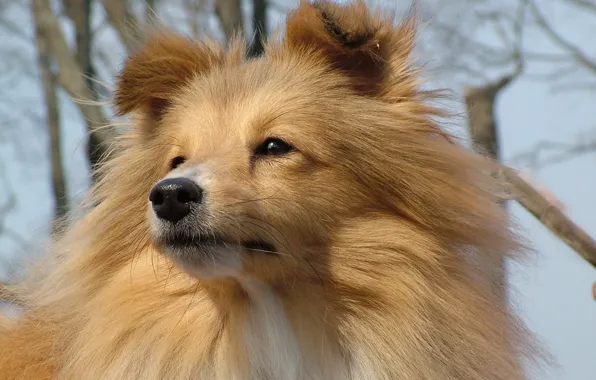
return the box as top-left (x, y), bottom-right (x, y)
top-left (0, 1), bottom-right (545, 379)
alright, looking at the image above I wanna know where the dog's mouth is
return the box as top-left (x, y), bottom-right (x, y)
top-left (161, 234), bottom-right (277, 255)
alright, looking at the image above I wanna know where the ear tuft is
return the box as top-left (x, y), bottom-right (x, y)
top-left (286, 1), bottom-right (384, 51)
top-left (313, 1), bottom-right (382, 51)
top-left (284, 0), bottom-right (417, 98)
top-left (115, 32), bottom-right (225, 122)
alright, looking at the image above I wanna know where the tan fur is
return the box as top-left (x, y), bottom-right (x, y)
top-left (0, 1), bottom-right (545, 379)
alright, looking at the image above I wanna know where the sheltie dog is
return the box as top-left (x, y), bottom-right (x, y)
top-left (0, 1), bottom-right (543, 379)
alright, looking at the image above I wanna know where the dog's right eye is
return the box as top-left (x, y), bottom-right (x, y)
top-left (254, 138), bottom-right (294, 157)
top-left (170, 156), bottom-right (186, 170)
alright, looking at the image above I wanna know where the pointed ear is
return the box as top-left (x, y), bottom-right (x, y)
top-left (283, 0), bottom-right (417, 100)
top-left (115, 32), bottom-right (225, 123)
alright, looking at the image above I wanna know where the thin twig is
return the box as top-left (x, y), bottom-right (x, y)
top-left (565, 0), bottom-right (596, 12)
top-left (509, 137), bottom-right (596, 169)
top-left (527, 0), bottom-right (596, 73)
top-left (503, 167), bottom-right (596, 268)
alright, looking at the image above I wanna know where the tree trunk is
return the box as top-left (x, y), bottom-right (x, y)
top-left (101, 0), bottom-right (140, 53)
top-left (33, 3), bottom-right (69, 228)
top-left (463, 75), bottom-right (516, 301)
top-left (64, 0), bottom-right (105, 183)
top-left (215, 0), bottom-right (244, 43)
top-left (32, 0), bottom-right (115, 183)
top-left (464, 87), bottom-right (502, 160)
top-left (64, 0), bottom-right (93, 81)
top-left (465, 77), bottom-right (596, 299)
top-left (248, 0), bottom-right (267, 57)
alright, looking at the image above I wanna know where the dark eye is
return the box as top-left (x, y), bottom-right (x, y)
top-left (254, 138), bottom-right (294, 157)
top-left (170, 156), bottom-right (186, 170)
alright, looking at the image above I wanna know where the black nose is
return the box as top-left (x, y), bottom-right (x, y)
top-left (149, 178), bottom-right (202, 223)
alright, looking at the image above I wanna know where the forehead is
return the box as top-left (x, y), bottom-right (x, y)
top-left (168, 59), bottom-right (328, 137)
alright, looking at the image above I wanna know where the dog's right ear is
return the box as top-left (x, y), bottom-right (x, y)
top-left (115, 33), bottom-right (225, 126)
top-left (280, 1), bottom-right (418, 101)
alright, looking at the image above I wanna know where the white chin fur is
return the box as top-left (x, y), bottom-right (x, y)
top-left (170, 245), bottom-right (244, 279)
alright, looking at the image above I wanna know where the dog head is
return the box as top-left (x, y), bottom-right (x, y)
top-left (113, 1), bottom-right (506, 285)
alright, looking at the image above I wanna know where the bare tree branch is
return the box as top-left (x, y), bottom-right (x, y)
top-left (31, 0), bottom-right (115, 172)
top-left (0, 12), bottom-right (31, 41)
top-left (460, 2), bottom-right (529, 297)
top-left (509, 136), bottom-right (596, 169)
top-left (503, 167), bottom-right (596, 268)
top-left (565, 0), bottom-right (596, 12)
top-left (424, 0), bottom-right (596, 286)
top-left (63, 0), bottom-right (93, 75)
top-left (33, 5), bottom-right (69, 227)
top-left (215, 0), bottom-right (243, 43)
top-left (100, 0), bottom-right (140, 53)
top-left (212, 0), bottom-right (268, 57)
top-left (183, 0), bottom-right (208, 37)
top-left (0, 163), bottom-right (29, 252)
top-left (460, 0), bottom-right (528, 293)
top-left (527, 0), bottom-right (596, 74)
top-left (464, 70), bottom-right (522, 301)
top-left (465, 70), bottom-right (521, 160)
top-left (63, 0), bottom-right (109, 183)
top-left (551, 81), bottom-right (596, 92)
top-left (248, 0), bottom-right (267, 57)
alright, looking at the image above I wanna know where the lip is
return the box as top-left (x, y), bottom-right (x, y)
top-left (161, 234), bottom-right (277, 254)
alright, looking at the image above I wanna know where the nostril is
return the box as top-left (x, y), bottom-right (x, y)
top-left (177, 188), bottom-right (197, 203)
top-left (149, 187), bottom-right (165, 205)
top-left (150, 191), bottom-right (164, 205)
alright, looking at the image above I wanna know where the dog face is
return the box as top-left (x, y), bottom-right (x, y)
top-left (113, 1), bottom-right (503, 284)
top-left (144, 59), bottom-right (373, 280)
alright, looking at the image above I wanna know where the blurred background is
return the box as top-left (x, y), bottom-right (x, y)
top-left (0, 0), bottom-right (595, 378)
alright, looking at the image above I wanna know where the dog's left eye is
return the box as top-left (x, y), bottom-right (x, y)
top-left (254, 138), bottom-right (294, 157)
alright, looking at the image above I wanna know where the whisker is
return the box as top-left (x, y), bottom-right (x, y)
top-left (218, 210), bottom-right (326, 292)
top-left (238, 218), bottom-right (291, 254)
top-left (162, 264), bottom-right (174, 295)
top-left (305, 256), bottom-right (326, 292)
top-left (244, 247), bottom-right (283, 255)
top-left (221, 195), bottom-right (294, 208)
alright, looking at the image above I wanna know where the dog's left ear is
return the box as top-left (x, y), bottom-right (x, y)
top-left (114, 33), bottom-right (226, 127)
top-left (283, 0), bottom-right (417, 100)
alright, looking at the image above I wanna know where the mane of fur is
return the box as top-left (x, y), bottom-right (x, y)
top-left (0, 1), bottom-right (545, 379)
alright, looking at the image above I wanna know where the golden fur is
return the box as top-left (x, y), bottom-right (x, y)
top-left (0, 1), bottom-right (544, 379)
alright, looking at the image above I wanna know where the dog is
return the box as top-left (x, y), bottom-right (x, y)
top-left (0, 1), bottom-right (543, 378)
